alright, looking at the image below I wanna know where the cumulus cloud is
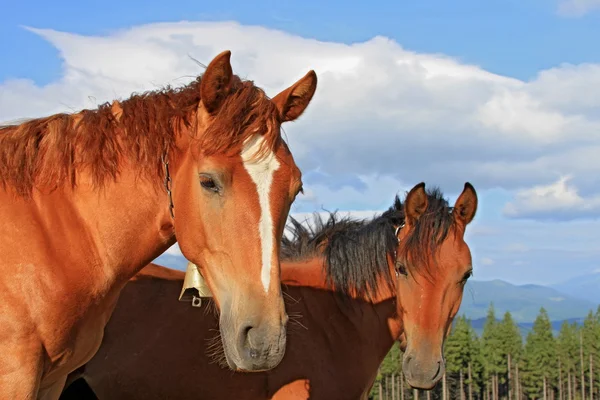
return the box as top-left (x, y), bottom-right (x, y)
top-left (1, 21), bottom-right (600, 221)
top-left (164, 244), bottom-right (184, 257)
top-left (558, 0), bottom-right (600, 16)
top-left (293, 174), bottom-right (412, 213)
top-left (481, 257), bottom-right (494, 266)
top-left (504, 176), bottom-right (600, 220)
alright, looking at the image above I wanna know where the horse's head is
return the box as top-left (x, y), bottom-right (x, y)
top-left (394, 182), bottom-right (477, 389)
top-left (172, 51), bottom-right (317, 371)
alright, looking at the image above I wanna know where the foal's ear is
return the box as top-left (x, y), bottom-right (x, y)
top-left (453, 182), bottom-right (478, 225)
top-left (404, 182), bottom-right (428, 225)
top-left (200, 50), bottom-right (234, 114)
top-left (272, 70), bottom-right (318, 122)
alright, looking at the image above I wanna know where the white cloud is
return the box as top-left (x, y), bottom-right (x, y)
top-left (476, 90), bottom-right (580, 143)
top-left (528, 63), bottom-right (600, 113)
top-left (164, 244), bottom-right (183, 257)
top-left (292, 174), bottom-right (410, 213)
top-left (2, 21), bottom-right (600, 221)
top-left (503, 176), bottom-right (600, 220)
top-left (558, 0), bottom-right (600, 16)
top-left (481, 257), bottom-right (494, 266)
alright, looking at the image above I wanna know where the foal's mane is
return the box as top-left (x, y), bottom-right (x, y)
top-left (281, 187), bottom-right (454, 299)
top-left (0, 74), bottom-right (280, 196)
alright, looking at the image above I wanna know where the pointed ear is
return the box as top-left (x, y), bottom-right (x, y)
top-left (272, 70), bottom-right (317, 122)
top-left (200, 50), bottom-right (234, 114)
top-left (454, 182), bottom-right (478, 225)
top-left (404, 182), bottom-right (428, 225)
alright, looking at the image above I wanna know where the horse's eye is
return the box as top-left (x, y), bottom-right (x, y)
top-left (200, 177), bottom-right (219, 193)
top-left (395, 262), bottom-right (408, 277)
top-left (460, 270), bottom-right (473, 284)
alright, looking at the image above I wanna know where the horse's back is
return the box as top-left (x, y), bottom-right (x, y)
top-left (132, 263), bottom-right (185, 282)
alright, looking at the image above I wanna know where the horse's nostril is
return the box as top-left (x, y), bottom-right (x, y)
top-left (242, 324), bottom-right (253, 336)
top-left (249, 349), bottom-right (258, 359)
top-left (238, 323), bottom-right (257, 353)
top-left (240, 324), bottom-right (254, 343)
top-left (433, 362), bottom-right (442, 379)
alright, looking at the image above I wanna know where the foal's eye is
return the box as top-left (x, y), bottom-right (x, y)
top-left (200, 177), bottom-right (219, 193)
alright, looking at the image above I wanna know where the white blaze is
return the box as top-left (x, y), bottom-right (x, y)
top-left (241, 135), bottom-right (281, 293)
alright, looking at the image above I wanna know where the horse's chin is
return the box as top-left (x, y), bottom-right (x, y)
top-left (219, 336), bottom-right (239, 371)
top-left (224, 356), bottom-right (238, 371)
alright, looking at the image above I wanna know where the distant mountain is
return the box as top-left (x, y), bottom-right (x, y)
top-left (551, 271), bottom-right (600, 305)
top-left (459, 279), bottom-right (597, 324)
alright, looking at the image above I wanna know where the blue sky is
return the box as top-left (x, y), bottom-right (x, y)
top-left (2, 0), bottom-right (600, 287)
top-left (3, 0), bottom-right (600, 84)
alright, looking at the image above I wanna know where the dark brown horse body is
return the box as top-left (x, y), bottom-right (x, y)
top-left (62, 265), bottom-right (397, 399)
top-left (61, 183), bottom-right (478, 400)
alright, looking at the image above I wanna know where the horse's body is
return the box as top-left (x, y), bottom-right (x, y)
top-left (61, 183), bottom-right (479, 400)
top-left (0, 51), bottom-right (317, 399)
top-left (62, 264), bottom-right (397, 400)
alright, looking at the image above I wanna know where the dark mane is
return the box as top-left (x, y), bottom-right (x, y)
top-left (281, 187), bottom-right (455, 299)
top-left (396, 187), bottom-right (454, 276)
top-left (0, 74), bottom-right (280, 196)
top-left (281, 209), bottom-right (401, 300)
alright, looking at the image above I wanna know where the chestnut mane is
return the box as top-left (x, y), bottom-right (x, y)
top-left (0, 74), bottom-right (280, 196)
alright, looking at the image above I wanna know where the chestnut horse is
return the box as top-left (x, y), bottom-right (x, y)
top-left (60, 183), bottom-right (478, 399)
top-left (0, 50), bottom-right (317, 399)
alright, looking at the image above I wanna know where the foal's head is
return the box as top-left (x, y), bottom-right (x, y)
top-left (172, 51), bottom-right (317, 371)
top-left (393, 183), bottom-right (477, 389)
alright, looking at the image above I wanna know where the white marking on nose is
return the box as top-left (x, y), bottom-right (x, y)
top-left (241, 135), bottom-right (280, 293)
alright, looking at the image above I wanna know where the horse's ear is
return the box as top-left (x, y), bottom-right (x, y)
top-left (404, 182), bottom-right (428, 225)
top-left (200, 50), bottom-right (234, 114)
top-left (272, 70), bottom-right (318, 122)
top-left (453, 182), bottom-right (478, 225)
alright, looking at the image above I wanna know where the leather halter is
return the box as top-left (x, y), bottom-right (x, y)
top-left (393, 222), bottom-right (405, 278)
top-left (161, 153), bottom-right (175, 219)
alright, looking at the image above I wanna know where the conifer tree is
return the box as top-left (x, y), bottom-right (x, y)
top-left (481, 304), bottom-right (504, 399)
top-left (446, 315), bottom-right (482, 399)
top-left (499, 311), bottom-right (523, 399)
top-left (371, 342), bottom-right (403, 398)
top-left (581, 309), bottom-right (600, 399)
top-left (557, 321), bottom-right (579, 400)
top-left (521, 308), bottom-right (557, 399)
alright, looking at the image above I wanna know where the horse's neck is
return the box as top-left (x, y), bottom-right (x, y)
top-left (280, 261), bottom-right (401, 394)
top-left (67, 166), bottom-right (175, 284)
top-left (281, 256), bottom-right (397, 303)
top-left (280, 255), bottom-right (402, 352)
top-left (281, 257), bottom-right (330, 290)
